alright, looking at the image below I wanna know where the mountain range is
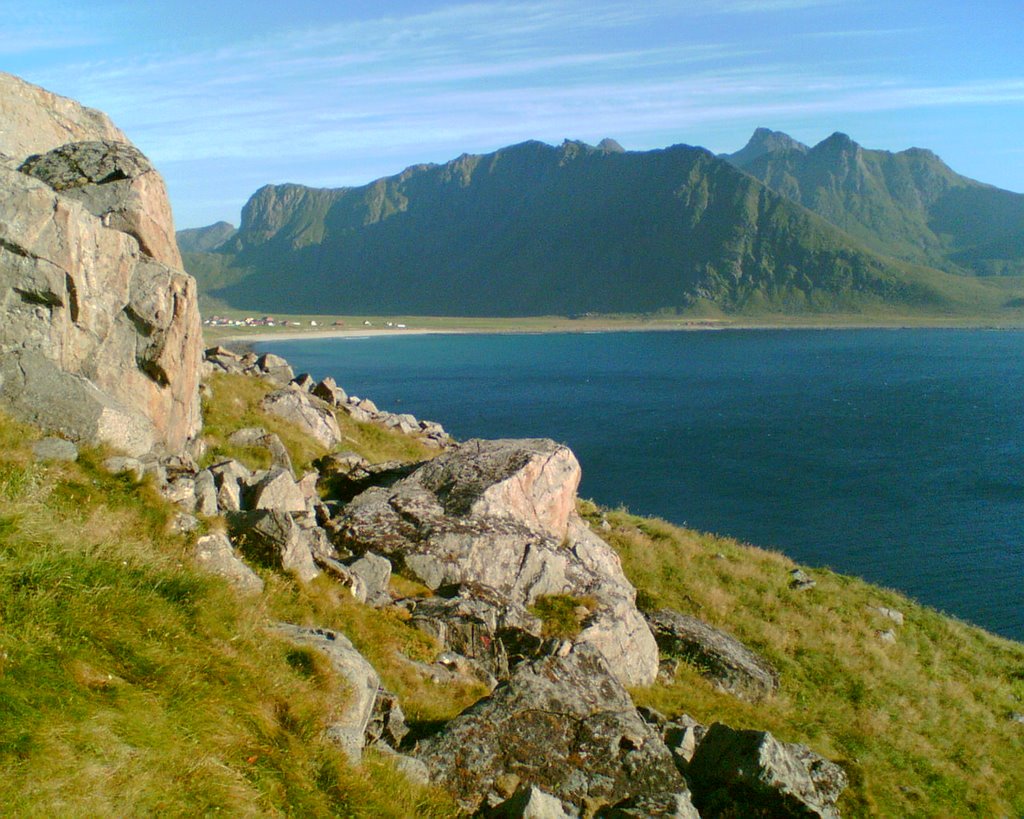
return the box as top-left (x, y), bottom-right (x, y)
top-left (180, 130), bottom-right (1024, 317)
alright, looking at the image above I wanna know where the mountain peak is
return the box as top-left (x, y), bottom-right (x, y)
top-left (724, 127), bottom-right (808, 168)
top-left (597, 138), bottom-right (625, 153)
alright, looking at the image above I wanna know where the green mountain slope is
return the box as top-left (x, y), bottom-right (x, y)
top-left (182, 139), bottom-right (1024, 317)
top-left (724, 129), bottom-right (1024, 276)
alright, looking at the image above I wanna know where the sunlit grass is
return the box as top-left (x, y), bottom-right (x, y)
top-left (577, 500), bottom-right (1024, 817)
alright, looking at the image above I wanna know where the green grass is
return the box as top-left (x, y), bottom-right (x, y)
top-left (529, 594), bottom-right (597, 639)
top-left (576, 500), bottom-right (1024, 817)
top-left (201, 372), bottom-right (436, 472)
top-left (4, 363), bottom-right (1024, 816)
top-left (0, 409), bottom-right (459, 816)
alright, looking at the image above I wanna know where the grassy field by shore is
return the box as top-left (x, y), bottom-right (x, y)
top-left (203, 309), bottom-right (1024, 344)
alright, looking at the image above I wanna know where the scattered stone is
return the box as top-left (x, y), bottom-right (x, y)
top-left (102, 455), bottom-right (144, 480)
top-left (291, 372), bottom-right (317, 392)
top-left (871, 606), bottom-right (905, 626)
top-left (261, 387), bottom-right (341, 449)
top-left (31, 437), bottom-right (78, 462)
top-left (415, 645), bottom-right (683, 814)
top-left (227, 509), bottom-right (319, 582)
top-left (687, 723), bottom-right (847, 819)
top-left (193, 468), bottom-right (218, 516)
top-left (312, 376), bottom-right (348, 406)
top-left (169, 512), bottom-right (200, 534)
top-left (210, 459), bottom-right (252, 512)
top-left (247, 466), bottom-right (307, 514)
top-left (194, 532), bottom-right (264, 594)
top-left (160, 476), bottom-right (195, 509)
top-left (487, 783), bottom-right (571, 818)
top-left (644, 608), bottom-right (779, 702)
top-left (789, 568), bottom-right (816, 591)
top-left (664, 714), bottom-right (707, 770)
top-left (271, 624), bottom-right (380, 762)
top-left (1010, 711), bottom-right (1024, 726)
top-left (345, 552), bottom-right (393, 607)
top-left (252, 353), bottom-right (294, 385)
top-left (876, 629), bottom-right (897, 644)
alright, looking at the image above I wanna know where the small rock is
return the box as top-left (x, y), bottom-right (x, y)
top-left (789, 568), bottom-right (816, 591)
top-left (31, 437), bottom-right (78, 462)
top-left (644, 609), bottom-right (780, 702)
top-left (1009, 712), bottom-right (1024, 726)
top-left (487, 783), bottom-right (570, 818)
top-left (601, 790), bottom-right (700, 818)
top-left (345, 552), bottom-right (393, 607)
top-left (291, 373), bottom-right (317, 392)
top-left (194, 532), bottom-right (264, 594)
top-left (247, 467), bottom-right (307, 514)
top-left (312, 376), bottom-right (347, 406)
top-left (871, 606), bottom-right (905, 626)
top-left (876, 629), bottom-right (897, 644)
top-left (102, 455), bottom-right (145, 480)
top-left (170, 512), bottom-right (200, 534)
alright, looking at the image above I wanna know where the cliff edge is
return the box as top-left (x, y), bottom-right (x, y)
top-left (0, 72), bottom-right (201, 456)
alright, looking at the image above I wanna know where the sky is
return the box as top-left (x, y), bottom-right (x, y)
top-left (3, 0), bottom-right (1022, 229)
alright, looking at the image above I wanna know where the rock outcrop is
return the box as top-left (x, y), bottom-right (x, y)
top-left (0, 72), bottom-right (200, 456)
top-left (415, 644), bottom-right (687, 814)
top-left (687, 723), bottom-right (848, 818)
top-left (645, 608), bottom-right (780, 702)
top-left (331, 438), bottom-right (659, 687)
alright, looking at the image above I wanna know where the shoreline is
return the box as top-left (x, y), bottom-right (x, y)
top-left (209, 315), bottom-right (1024, 344)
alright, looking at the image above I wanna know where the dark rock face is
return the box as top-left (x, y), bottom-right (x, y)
top-left (415, 645), bottom-right (684, 814)
top-left (687, 723), bottom-right (848, 818)
top-left (645, 608), bottom-right (780, 702)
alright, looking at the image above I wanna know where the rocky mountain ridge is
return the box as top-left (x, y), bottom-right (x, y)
top-left (181, 134), bottom-right (1024, 318)
top-left (723, 127), bottom-right (1024, 276)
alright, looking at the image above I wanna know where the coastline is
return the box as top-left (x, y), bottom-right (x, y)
top-left (209, 314), bottom-right (1024, 344)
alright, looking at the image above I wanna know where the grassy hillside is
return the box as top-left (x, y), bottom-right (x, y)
top-left (1, 375), bottom-right (1022, 815)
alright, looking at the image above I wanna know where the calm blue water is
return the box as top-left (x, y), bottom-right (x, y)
top-left (255, 330), bottom-right (1024, 641)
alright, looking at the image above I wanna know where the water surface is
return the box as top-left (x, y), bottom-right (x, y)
top-left (255, 329), bottom-right (1024, 641)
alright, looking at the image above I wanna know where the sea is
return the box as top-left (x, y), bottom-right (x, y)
top-left (254, 329), bottom-right (1024, 642)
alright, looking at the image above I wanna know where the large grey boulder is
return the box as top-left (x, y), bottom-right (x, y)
top-left (645, 608), bottom-right (780, 702)
top-left (687, 723), bottom-right (848, 818)
top-left (261, 387), bottom-right (341, 449)
top-left (227, 426), bottom-right (294, 472)
top-left (0, 73), bottom-right (201, 456)
top-left (332, 438), bottom-right (658, 687)
top-left (415, 644), bottom-right (683, 815)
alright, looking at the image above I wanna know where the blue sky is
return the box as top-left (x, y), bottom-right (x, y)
top-left (4, 0), bottom-right (1022, 228)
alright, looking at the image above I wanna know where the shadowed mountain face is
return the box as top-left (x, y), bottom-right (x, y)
top-left (182, 137), bottom-right (1024, 317)
top-left (723, 129), bottom-right (1024, 276)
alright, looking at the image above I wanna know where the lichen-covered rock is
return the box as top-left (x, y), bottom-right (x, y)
top-left (332, 438), bottom-right (658, 686)
top-left (19, 140), bottom-right (181, 268)
top-left (261, 386), bottom-right (341, 449)
top-left (645, 608), bottom-right (780, 702)
top-left (600, 790), bottom-right (700, 818)
top-left (687, 722), bottom-right (848, 818)
top-left (0, 73), bottom-right (201, 456)
top-left (415, 645), bottom-right (683, 814)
